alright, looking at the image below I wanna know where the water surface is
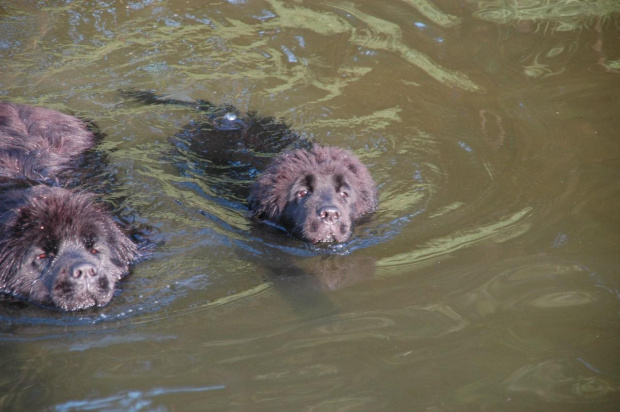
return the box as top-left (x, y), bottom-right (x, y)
top-left (1, 0), bottom-right (619, 410)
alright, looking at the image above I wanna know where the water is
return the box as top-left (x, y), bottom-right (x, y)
top-left (1, 0), bottom-right (619, 410)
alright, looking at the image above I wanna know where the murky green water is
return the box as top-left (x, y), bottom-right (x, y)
top-left (1, 0), bottom-right (619, 410)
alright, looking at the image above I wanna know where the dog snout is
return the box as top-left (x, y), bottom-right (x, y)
top-left (318, 206), bottom-right (340, 222)
top-left (71, 261), bottom-right (97, 279)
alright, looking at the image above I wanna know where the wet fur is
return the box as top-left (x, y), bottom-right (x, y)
top-left (121, 90), bottom-right (378, 243)
top-left (0, 102), bottom-right (95, 182)
top-left (0, 102), bottom-right (138, 311)
top-left (249, 144), bottom-right (378, 243)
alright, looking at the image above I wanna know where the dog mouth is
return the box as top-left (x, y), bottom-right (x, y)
top-left (315, 234), bottom-right (335, 244)
top-left (53, 291), bottom-right (99, 311)
top-left (308, 222), bottom-right (351, 244)
top-left (51, 273), bottom-right (112, 311)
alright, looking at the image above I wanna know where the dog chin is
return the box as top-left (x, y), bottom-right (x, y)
top-left (305, 224), bottom-right (352, 244)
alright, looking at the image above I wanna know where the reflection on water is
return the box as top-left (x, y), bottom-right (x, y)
top-left (1, 0), bottom-right (619, 410)
top-left (53, 385), bottom-right (227, 412)
top-left (505, 360), bottom-right (616, 402)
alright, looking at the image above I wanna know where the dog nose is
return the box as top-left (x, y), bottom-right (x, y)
top-left (71, 262), bottom-right (97, 279)
top-left (318, 206), bottom-right (340, 221)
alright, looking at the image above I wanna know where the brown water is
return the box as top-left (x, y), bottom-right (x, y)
top-left (1, 0), bottom-right (619, 410)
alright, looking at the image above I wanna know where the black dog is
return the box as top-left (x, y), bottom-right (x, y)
top-left (122, 90), bottom-right (377, 243)
top-left (248, 144), bottom-right (377, 243)
top-left (0, 102), bottom-right (138, 311)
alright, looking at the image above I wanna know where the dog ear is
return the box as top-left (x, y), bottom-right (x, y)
top-left (342, 154), bottom-right (378, 217)
top-left (248, 188), bottom-right (271, 220)
top-left (248, 149), bottom-right (308, 222)
top-left (104, 216), bottom-right (139, 268)
top-left (352, 181), bottom-right (378, 217)
top-left (248, 170), bottom-right (287, 222)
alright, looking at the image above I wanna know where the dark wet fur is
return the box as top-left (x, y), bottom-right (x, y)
top-left (121, 89), bottom-right (309, 201)
top-left (121, 90), bottom-right (378, 243)
top-left (249, 145), bottom-right (378, 243)
top-left (0, 102), bottom-right (138, 311)
top-left (0, 103), bottom-right (96, 183)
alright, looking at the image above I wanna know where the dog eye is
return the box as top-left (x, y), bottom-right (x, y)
top-left (35, 250), bottom-right (54, 262)
top-left (90, 249), bottom-right (99, 255)
top-left (339, 191), bottom-right (349, 198)
top-left (297, 190), bottom-right (308, 198)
